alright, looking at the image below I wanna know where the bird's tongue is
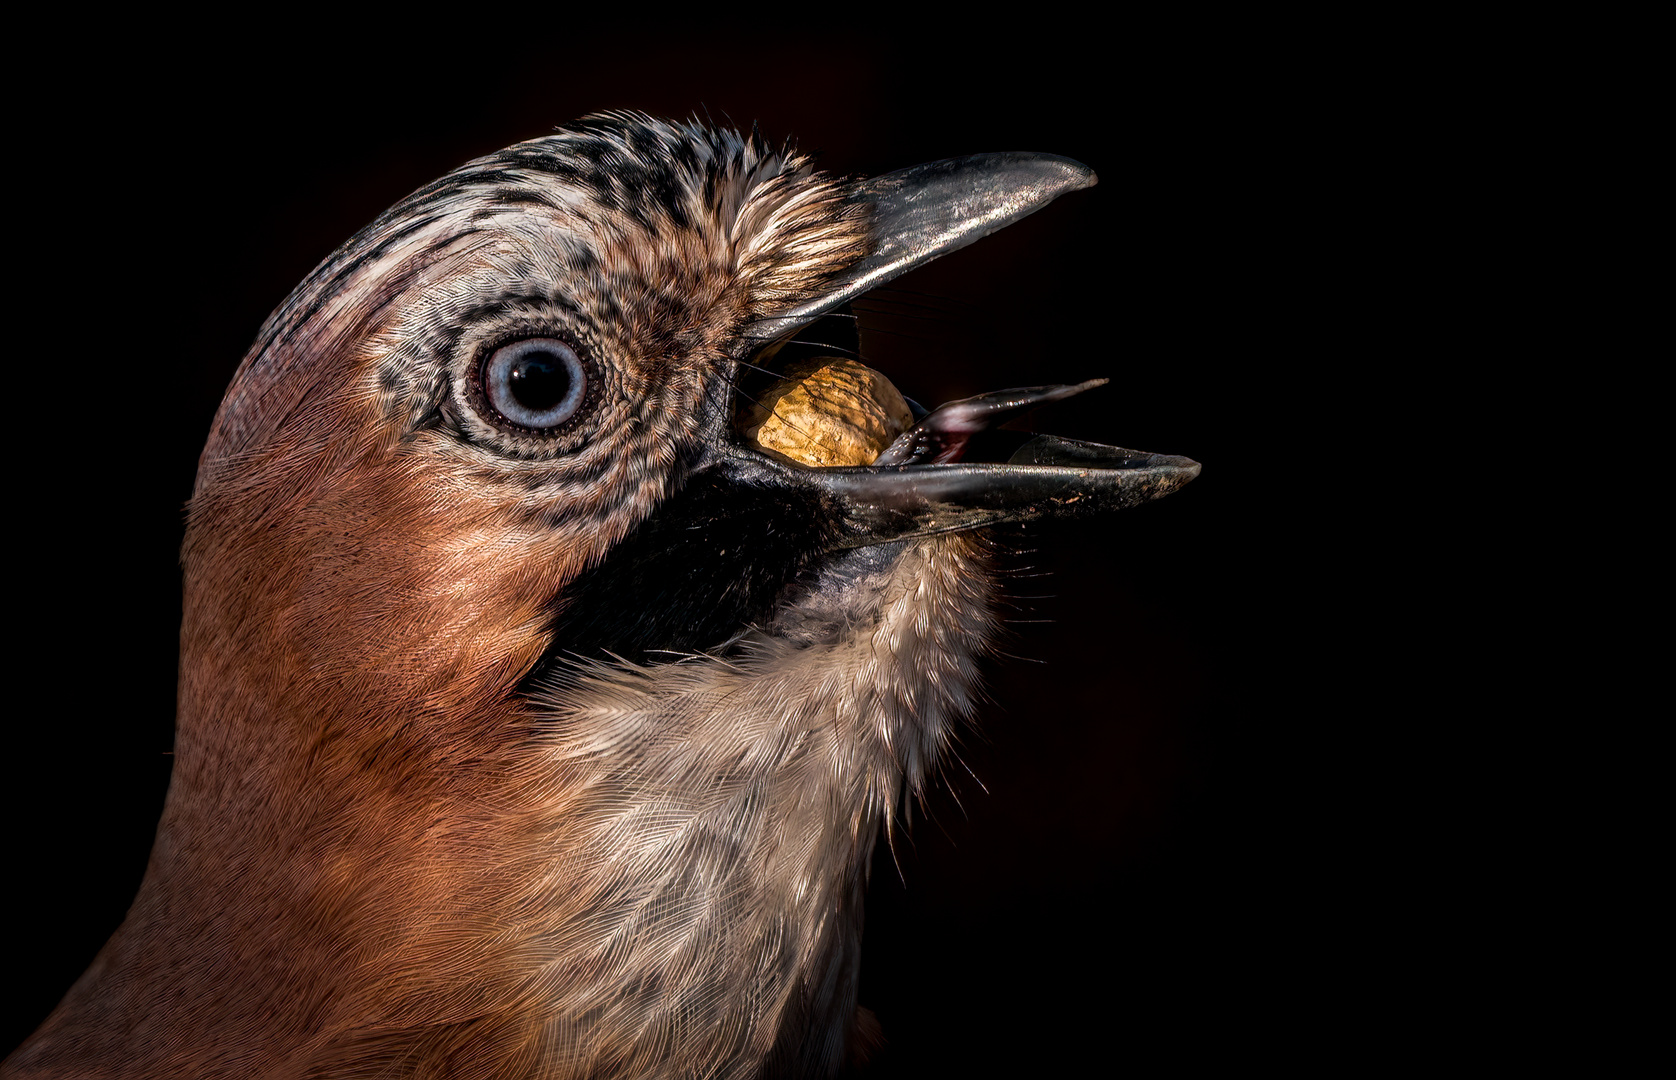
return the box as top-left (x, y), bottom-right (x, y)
top-left (871, 380), bottom-right (1107, 466)
top-left (738, 356), bottom-right (1107, 469)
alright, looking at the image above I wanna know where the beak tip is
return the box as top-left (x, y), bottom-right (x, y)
top-left (1028, 154), bottom-right (1097, 196)
top-left (1163, 457), bottom-right (1202, 491)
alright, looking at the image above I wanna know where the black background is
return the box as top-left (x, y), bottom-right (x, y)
top-left (6, 18), bottom-right (1372, 1073)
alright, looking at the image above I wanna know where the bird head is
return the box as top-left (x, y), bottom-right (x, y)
top-left (11, 113), bottom-right (1197, 1078)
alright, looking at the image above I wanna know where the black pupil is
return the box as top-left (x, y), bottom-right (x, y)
top-left (508, 352), bottom-right (571, 411)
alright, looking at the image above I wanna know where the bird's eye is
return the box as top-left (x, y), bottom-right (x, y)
top-left (479, 338), bottom-right (588, 430)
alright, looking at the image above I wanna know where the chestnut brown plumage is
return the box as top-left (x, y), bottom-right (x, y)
top-left (5, 114), bottom-right (1197, 1079)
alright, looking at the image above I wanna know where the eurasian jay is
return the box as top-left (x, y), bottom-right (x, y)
top-left (6, 113), bottom-right (1197, 1079)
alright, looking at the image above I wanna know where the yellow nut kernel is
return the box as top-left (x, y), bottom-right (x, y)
top-left (741, 358), bottom-right (914, 467)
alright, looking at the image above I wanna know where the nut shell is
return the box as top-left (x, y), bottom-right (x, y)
top-left (740, 358), bottom-right (914, 467)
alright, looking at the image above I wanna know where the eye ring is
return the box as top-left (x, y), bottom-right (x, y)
top-left (475, 337), bottom-right (589, 432)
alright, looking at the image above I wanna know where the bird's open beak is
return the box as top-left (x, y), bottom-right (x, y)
top-left (725, 152), bottom-right (1200, 550)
